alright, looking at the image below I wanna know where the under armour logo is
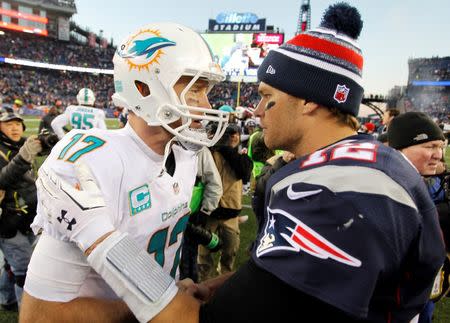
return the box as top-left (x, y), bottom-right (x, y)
top-left (266, 65), bottom-right (276, 75)
top-left (57, 210), bottom-right (76, 231)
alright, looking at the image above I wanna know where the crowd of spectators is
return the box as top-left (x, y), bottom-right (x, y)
top-left (0, 64), bottom-right (114, 111)
top-left (208, 81), bottom-right (260, 110)
top-left (1, 29), bottom-right (448, 123)
top-left (388, 57), bottom-right (450, 122)
top-left (0, 30), bottom-right (115, 69)
top-left (408, 57), bottom-right (450, 82)
top-left (0, 63), bottom-right (262, 116)
top-left (405, 87), bottom-right (449, 121)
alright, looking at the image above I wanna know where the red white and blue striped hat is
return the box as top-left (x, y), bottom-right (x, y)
top-left (258, 2), bottom-right (364, 116)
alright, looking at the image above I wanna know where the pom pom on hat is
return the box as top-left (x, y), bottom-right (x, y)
top-left (258, 2), bottom-right (364, 116)
top-left (320, 2), bottom-right (363, 39)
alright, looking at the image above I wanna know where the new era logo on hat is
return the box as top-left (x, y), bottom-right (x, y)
top-left (266, 65), bottom-right (276, 75)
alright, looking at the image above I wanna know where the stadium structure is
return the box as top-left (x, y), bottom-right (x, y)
top-left (0, 0), bottom-right (115, 116)
top-left (0, 1), bottom-right (448, 123)
top-left (296, 0), bottom-right (311, 35)
top-left (403, 57), bottom-right (450, 120)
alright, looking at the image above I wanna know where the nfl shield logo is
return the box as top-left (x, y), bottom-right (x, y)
top-left (173, 182), bottom-right (180, 194)
top-left (333, 84), bottom-right (350, 103)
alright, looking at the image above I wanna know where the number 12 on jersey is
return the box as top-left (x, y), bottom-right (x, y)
top-left (302, 142), bottom-right (378, 167)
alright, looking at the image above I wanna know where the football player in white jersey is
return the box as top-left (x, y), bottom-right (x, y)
top-left (20, 22), bottom-right (228, 322)
top-left (51, 88), bottom-right (107, 139)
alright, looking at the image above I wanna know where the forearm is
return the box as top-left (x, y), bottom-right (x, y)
top-left (20, 292), bottom-right (136, 323)
top-left (150, 291), bottom-right (200, 323)
top-left (199, 272), bottom-right (234, 300)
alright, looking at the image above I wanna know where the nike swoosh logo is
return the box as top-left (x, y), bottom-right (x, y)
top-left (287, 186), bottom-right (323, 200)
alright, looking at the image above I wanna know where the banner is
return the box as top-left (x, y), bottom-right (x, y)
top-left (58, 17), bottom-right (70, 41)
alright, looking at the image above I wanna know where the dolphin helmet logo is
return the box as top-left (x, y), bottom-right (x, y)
top-left (117, 29), bottom-right (176, 71)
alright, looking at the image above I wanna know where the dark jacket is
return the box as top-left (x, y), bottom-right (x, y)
top-left (252, 155), bottom-right (288, 233)
top-left (0, 132), bottom-right (37, 238)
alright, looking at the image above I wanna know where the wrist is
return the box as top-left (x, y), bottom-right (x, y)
top-left (87, 231), bottom-right (178, 322)
top-left (85, 231), bottom-right (115, 256)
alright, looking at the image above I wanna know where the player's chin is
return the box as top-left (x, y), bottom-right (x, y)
top-left (263, 133), bottom-right (276, 150)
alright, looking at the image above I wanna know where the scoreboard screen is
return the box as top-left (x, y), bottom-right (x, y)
top-left (201, 32), bottom-right (284, 78)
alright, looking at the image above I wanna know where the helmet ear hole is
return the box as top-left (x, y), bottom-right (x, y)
top-left (134, 81), bottom-right (151, 97)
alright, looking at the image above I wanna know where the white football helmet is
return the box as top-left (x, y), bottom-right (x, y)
top-left (76, 88), bottom-right (96, 106)
top-left (112, 22), bottom-right (229, 148)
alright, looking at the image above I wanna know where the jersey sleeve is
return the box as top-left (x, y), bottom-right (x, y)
top-left (198, 148), bottom-right (222, 212)
top-left (97, 110), bottom-right (107, 129)
top-left (31, 129), bottom-right (124, 240)
top-left (24, 233), bottom-right (91, 302)
top-left (51, 112), bottom-right (70, 139)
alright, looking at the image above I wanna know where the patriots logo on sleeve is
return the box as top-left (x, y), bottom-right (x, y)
top-left (256, 207), bottom-right (362, 267)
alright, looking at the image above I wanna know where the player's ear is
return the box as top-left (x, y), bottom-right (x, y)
top-left (301, 100), bottom-right (320, 114)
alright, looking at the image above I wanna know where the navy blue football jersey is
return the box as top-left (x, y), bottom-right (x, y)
top-left (251, 134), bottom-right (446, 321)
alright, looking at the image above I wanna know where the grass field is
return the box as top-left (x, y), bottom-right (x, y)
top-left (0, 116), bottom-right (447, 322)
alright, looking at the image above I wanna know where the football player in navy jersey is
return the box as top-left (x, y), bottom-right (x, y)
top-left (32, 3), bottom-right (446, 323)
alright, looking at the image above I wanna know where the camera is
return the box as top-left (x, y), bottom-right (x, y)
top-left (38, 130), bottom-right (59, 155)
top-left (185, 222), bottom-right (222, 252)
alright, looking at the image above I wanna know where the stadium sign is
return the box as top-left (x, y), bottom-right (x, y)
top-left (209, 12), bottom-right (266, 32)
top-left (253, 33), bottom-right (284, 45)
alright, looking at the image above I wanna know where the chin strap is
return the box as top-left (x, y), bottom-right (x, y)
top-left (159, 137), bottom-right (176, 177)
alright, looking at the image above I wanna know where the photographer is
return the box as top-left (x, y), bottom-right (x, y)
top-left (0, 110), bottom-right (43, 308)
top-left (198, 123), bottom-right (252, 281)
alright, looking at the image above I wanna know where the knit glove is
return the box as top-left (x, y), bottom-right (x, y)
top-left (19, 135), bottom-right (43, 163)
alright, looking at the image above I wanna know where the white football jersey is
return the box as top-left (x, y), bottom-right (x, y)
top-left (25, 124), bottom-right (197, 301)
top-left (51, 105), bottom-right (107, 139)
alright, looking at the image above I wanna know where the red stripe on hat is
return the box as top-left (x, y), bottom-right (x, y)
top-left (288, 34), bottom-right (363, 70)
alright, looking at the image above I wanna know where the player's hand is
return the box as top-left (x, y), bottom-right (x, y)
top-left (36, 162), bottom-right (115, 252)
top-left (176, 279), bottom-right (211, 302)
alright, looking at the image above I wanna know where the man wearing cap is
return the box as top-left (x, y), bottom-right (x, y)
top-left (0, 109), bottom-right (42, 309)
top-left (31, 3), bottom-right (446, 322)
top-left (388, 111), bottom-right (449, 323)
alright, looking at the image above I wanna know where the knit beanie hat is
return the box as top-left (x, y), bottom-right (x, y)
top-left (258, 2), bottom-right (364, 116)
top-left (388, 112), bottom-right (445, 150)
